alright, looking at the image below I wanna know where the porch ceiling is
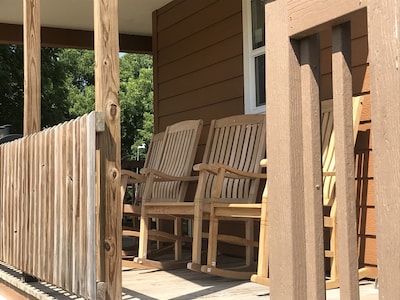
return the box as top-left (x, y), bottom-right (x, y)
top-left (0, 0), bottom-right (172, 36)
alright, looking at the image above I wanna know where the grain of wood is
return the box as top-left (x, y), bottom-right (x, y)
top-left (94, 0), bottom-right (122, 298)
top-left (332, 22), bottom-right (360, 300)
top-left (23, 0), bottom-right (41, 135)
top-left (300, 34), bottom-right (326, 299)
top-left (265, 0), bottom-right (306, 298)
top-left (368, 1), bottom-right (400, 298)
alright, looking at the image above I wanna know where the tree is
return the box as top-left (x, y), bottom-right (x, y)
top-left (119, 54), bottom-right (153, 160)
top-left (0, 45), bottom-right (69, 133)
top-left (0, 46), bottom-right (154, 159)
top-left (59, 49), bottom-right (154, 159)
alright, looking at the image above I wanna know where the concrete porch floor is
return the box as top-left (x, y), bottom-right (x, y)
top-left (0, 262), bottom-right (378, 299)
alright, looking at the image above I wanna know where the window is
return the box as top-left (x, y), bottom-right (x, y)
top-left (243, 0), bottom-right (266, 114)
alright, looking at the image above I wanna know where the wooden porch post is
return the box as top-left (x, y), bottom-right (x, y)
top-left (368, 1), bottom-right (400, 298)
top-left (94, 0), bottom-right (121, 299)
top-left (331, 22), bottom-right (360, 300)
top-left (23, 0), bottom-right (41, 135)
top-left (300, 35), bottom-right (326, 300)
top-left (265, 1), bottom-right (307, 299)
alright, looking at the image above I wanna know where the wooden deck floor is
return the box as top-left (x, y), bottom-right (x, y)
top-left (0, 261), bottom-right (378, 299)
top-left (121, 265), bottom-right (378, 300)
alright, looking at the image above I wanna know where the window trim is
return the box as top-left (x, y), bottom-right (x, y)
top-left (242, 0), bottom-right (266, 114)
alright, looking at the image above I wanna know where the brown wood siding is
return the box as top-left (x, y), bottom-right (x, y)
top-left (320, 10), bottom-right (376, 277)
top-left (153, 0), bottom-right (244, 150)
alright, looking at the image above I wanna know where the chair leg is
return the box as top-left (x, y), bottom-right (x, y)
top-left (206, 211), bottom-right (219, 267)
top-left (138, 213), bottom-right (149, 259)
top-left (188, 196), bottom-right (204, 270)
top-left (245, 219), bottom-right (254, 266)
top-left (175, 217), bottom-right (182, 261)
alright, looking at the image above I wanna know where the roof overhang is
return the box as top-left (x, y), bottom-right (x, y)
top-left (0, 0), bottom-right (173, 53)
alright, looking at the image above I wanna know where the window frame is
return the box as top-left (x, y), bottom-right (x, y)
top-left (242, 0), bottom-right (266, 114)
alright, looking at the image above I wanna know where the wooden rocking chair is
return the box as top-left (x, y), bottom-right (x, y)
top-left (251, 96), bottom-right (372, 288)
top-left (121, 131), bottom-right (165, 264)
top-left (187, 114), bottom-right (267, 279)
top-left (136, 115), bottom-right (266, 270)
top-left (134, 119), bottom-right (203, 269)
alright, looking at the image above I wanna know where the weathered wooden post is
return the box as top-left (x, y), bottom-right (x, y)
top-left (23, 0), bottom-right (41, 135)
top-left (93, 0), bottom-right (122, 299)
top-left (264, 1), bottom-right (307, 299)
top-left (368, 1), bottom-right (400, 299)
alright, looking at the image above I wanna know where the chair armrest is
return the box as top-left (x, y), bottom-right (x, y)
top-left (121, 169), bottom-right (145, 183)
top-left (260, 159), bottom-right (267, 167)
top-left (210, 163), bottom-right (268, 180)
top-left (193, 163), bottom-right (218, 174)
top-left (140, 168), bottom-right (199, 182)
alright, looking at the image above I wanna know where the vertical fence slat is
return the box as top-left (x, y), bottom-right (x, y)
top-left (54, 124), bottom-right (62, 287)
top-left (0, 146), bottom-right (3, 260)
top-left (332, 22), bottom-right (360, 300)
top-left (86, 112), bottom-right (97, 299)
top-left (47, 127), bottom-right (55, 282)
top-left (300, 34), bottom-right (326, 299)
top-left (368, 1), bottom-right (400, 298)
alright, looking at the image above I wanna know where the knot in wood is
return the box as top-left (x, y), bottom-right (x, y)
top-left (111, 168), bottom-right (118, 180)
top-left (315, 185), bottom-right (320, 190)
top-left (109, 103), bottom-right (117, 117)
top-left (104, 240), bottom-right (111, 251)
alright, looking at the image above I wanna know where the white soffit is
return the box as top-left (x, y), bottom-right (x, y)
top-left (0, 0), bottom-right (172, 35)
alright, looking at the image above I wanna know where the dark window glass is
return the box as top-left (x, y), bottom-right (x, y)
top-left (255, 54), bottom-right (265, 106)
top-left (251, 0), bottom-right (265, 49)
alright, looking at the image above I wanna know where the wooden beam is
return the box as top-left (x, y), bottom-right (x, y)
top-left (23, 0), bottom-right (41, 136)
top-left (94, 0), bottom-right (121, 298)
top-left (265, 1), bottom-right (307, 299)
top-left (0, 23), bottom-right (152, 53)
top-left (288, 0), bottom-right (367, 37)
top-left (300, 34), bottom-right (326, 299)
top-left (368, 1), bottom-right (400, 298)
top-left (331, 22), bottom-right (360, 299)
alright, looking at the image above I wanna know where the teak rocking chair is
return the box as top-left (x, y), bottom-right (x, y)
top-left (121, 131), bottom-right (165, 264)
top-left (187, 114), bottom-right (267, 278)
top-left (135, 115), bottom-right (266, 271)
top-left (251, 96), bottom-right (372, 288)
top-left (134, 119), bottom-right (203, 269)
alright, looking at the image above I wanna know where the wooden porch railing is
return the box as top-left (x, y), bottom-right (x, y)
top-left (0, 112), bottom-right (103, 299)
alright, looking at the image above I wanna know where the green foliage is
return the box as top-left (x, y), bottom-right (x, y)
top-left (0, 45), bottom-right (69, 132)
top-left (0, 46), bottom-right (154, 160)
top-left (119, 54), bottom-right (153, 160)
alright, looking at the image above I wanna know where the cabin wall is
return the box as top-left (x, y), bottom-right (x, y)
top-left (153, 0), bottom-right (244, 161)
top-left (153, 0), bottom-right (376, 275)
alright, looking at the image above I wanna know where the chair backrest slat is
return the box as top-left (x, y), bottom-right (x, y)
top-left (322, 96), bottom-right (363, 206)
top-left (151, 119), bottom-right (203, 202)
top-left (202, 114), bottom-right (266, 203)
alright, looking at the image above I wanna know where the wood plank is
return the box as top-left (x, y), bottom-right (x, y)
top-left (300, 34), bottom-right (325, 299)
top-left (332, 22), bottom-right (360, 299)
top-left (265, 1), bottom-right (306, 298)
top-left (157, 0), bottom-right (241, 49)
top-left (86, 112), bottom-right (98, 299)
top-left (158, 34), bottom-right (243, 84)
top-left (158, 13), bottom-right (242, 66)
top-left (367, 1), bottom-right (400, 298)
top-left (94, 0), bottom-right (122, 298)
top-left (23, 0), bottom-right (41, 136)
top-left (288, 0), bottom-right (367, 37)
